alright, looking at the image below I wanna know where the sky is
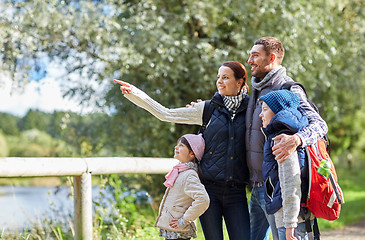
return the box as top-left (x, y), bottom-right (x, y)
top-left (0, 60), bottom-right (99, 117)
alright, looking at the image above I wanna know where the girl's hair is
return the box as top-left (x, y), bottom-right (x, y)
top-left (177, 136), bottom-right (197, 163)
top-left (221, 61), bottom-right (249, 93)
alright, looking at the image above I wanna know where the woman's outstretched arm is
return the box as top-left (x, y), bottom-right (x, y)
top-left (114, 79), bottom-right (205, 125)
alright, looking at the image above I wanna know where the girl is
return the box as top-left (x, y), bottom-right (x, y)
top-left (115, 61), bottom-right (251, 239)
top-left (155, 133), bottom-right (209, 240)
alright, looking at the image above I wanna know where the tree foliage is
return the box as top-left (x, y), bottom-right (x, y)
top-left (6, 129), bottom-right (67, 157)
top-left (0, 132), bottom-right (9, 157)
top-left (0, 0), bottom-right (364, 162)
top-left (0, 110), bottom-right (118, 157)
top-left (0, 113), bottom-right (20, 135)
top-left (18, 109), bottom-right (51, 132)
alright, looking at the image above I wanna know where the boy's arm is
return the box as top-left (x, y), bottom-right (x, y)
top-left (276, 140), bottom-right (301, 230)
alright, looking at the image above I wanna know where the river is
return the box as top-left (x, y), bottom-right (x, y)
top-left (0, 185), bottom-right (150, 233)
top-left (0, 185), bottom-right (94, 231)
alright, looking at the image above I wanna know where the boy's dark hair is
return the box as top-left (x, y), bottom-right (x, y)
top-left (254, 37), bottom-right (284, 64)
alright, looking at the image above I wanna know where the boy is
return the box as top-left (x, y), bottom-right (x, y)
top-left (259, 90), bottom-right (310, 240)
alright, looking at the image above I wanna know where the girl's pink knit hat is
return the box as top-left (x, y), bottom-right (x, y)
top-left (183, 134), bottom-right (205, 161)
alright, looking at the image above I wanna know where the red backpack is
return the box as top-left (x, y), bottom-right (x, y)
top-left (282, 81), bottom-right (344, 240)
top-left (305, 138), bottom-right (344, 220)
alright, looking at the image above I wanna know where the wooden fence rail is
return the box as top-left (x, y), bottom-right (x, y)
top-left (0, 157), bottom-right (178, 240)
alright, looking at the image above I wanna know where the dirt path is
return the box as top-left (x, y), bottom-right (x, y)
top-left (321, 219), bottom-right (365, 240)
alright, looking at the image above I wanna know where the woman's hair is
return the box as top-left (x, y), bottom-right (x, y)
top-left (177, 136), bottom-right (197, 163)
top-left (221, 61), bottom-right (249, 93)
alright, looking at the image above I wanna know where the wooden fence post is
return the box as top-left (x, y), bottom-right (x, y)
top-left (74, 172), bottom-right (93, 240)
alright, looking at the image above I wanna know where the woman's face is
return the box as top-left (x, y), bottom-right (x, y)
top-left (216, 66), bottom-right (243, 96)
top-left (174, 141), bottom-right (195, 163)
top-left (259, 102), bottom-right (275, 128)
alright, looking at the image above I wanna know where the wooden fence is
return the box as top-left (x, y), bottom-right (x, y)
top-left (0, 157), bottom-right (178, 240)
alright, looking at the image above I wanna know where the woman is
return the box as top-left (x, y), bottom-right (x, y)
top-left (114, 61), bottom-right (250, 240)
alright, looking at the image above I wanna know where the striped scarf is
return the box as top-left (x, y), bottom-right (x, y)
top-left (223, 90), bottom-right (246, 118)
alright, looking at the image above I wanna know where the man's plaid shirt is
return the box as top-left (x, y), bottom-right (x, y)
top-left (291, 85), bottom-right (328, 147)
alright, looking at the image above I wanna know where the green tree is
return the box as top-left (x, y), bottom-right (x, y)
top-left (0, 112), bottom-right (20, 135)
top-left (47, 111), bottom-right (71, 138)
top-left (7, 129), bottom-right (71, 157)
top-left (61, 112), bottom-right (112, 156)
top-left (18, 109), bottom-right (51, 132)
top-left (0, 0), bottom-right (364, 162)
top-left (0, 132), bottom-right (9, 157)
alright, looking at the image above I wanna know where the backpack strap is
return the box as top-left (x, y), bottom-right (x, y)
top-left (313, 218), bottom-right (321, 240)
top-left (198, 100), bottom-right (215, 134)
top-left (300, 205), bottom-right (321, 240)
top-left (282, 81), bottom-right (308, 96)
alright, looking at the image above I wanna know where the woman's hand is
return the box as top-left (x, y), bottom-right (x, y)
top-left (113, 79), bottom-right (133, 94)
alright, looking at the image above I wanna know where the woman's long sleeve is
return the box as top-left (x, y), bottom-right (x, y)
top-left (124, 86), bottom-right (205, 125)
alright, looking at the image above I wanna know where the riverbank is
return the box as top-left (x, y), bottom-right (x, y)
top-left (0, 177), bottom-right (63, 186)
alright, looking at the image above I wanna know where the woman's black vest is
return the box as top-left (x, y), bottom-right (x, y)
top-left (200, 92), bottom-right (249, 185)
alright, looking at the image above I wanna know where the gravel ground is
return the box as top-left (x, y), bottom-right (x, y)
top-left (321, 219), bottom-right (365, 240)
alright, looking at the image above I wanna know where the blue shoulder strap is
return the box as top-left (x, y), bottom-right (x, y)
top-left (198, 100), bottom-right (215, 134)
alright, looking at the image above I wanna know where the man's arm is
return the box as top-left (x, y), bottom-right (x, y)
top-left (272, 85), bottom-right (328, 162)
top-left (291, 85), bottom-right (328, 146)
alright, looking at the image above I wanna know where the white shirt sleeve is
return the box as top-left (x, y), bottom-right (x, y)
top-left (123, 85), bottom-right (205, 125)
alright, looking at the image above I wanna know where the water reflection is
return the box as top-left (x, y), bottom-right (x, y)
top-left (0, 185), bottom-right (74, 230)
top-left (0, 185), bottom-right (151, 232)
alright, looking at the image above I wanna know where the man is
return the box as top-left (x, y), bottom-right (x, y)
top-left (246, 37), bottom-right (328, 240)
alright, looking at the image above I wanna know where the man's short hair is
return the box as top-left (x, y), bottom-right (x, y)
top-left (254, 37), bottom-right (284, 64)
